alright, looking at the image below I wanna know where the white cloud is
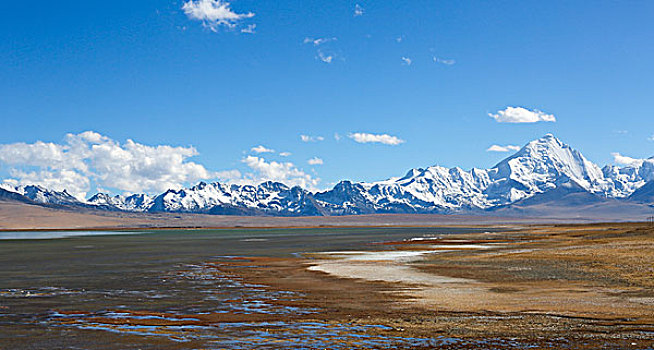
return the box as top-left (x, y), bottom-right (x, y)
top-left (279, 152), bottom-right (292, 157)
top-left (241, 24), bottom-right (256, 34)
top-left (317, 50), bottom-right (333, 63)
top-left (308, 157), bottom-right (324, 165)
top-left (334, 133), bottom-right (341, 141)
top-left (242, 156), bottom-right (319, 190)
top-left (611, 152), bottom-right (645, 166)
top-left (8, 169), bottom-right (90, 200)
top-left (0, 131), bottom-right (215, 199)
top-left (0, 141), bottom-right (69, 169)
top-left (354, 4), bottom-right (364, 16)
top-left (489, 106), bottom-right (556, 123)
top-left (433, 57), bottom-right (455, 65)
top-left (649, 134), bottom-right (654, 141)
top-left (486, 144), bottom-right (521, 152)
top-left (348, 132), bottom-right (405, 146)
top-left (182, 0), bottom-right (254, 32)
top-left (303, 37), bottom-right (337, 46)
top-left (303, 37), bottom-right (339, 64)
top-left (214, 169), bottom-right (242, 180)
top-left (396, 36), bottom-right (403, 43)
top-left (300, 135), bottom-right (325, 142)
top-left (401, 56), bottom-right (412, 66)
top-left (251, 145), bottom-right (275, 153)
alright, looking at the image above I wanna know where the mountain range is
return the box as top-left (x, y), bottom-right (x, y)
top-left (1, 134), bottom-right (653, 217)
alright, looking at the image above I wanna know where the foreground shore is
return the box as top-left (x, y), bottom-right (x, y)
top-left (2, 223), bottom-right (652, 349)
top-left (207, 223), bottom-right (654, 348)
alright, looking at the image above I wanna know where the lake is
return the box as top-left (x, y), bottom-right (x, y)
top-left (0, 227), bottom-right (486, 349)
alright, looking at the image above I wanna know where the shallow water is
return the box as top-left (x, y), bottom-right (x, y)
top-left (0, 230), bottom-right (142, 240)
top-left (2, 227), bottom-right (498, 349)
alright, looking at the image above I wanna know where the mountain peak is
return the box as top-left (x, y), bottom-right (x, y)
top-left (506, 134), bottom-right (576, 162)
top-left (525, 133), bottom-right (564, 149)
top-left (492, 133), bottom-right (604, 195)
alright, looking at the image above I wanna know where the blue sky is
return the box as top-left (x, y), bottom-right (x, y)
top-left (1, 0), bottom-right (653, 197)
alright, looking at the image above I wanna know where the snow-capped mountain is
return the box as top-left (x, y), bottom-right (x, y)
top-left (3, 135), bottom-right (653, 216)
top-left (145, 181), bottom-right (323, 216)
top-left (0, 184), bottom-right (82, 206)
top-left (87, 193), bottom-right (154, 212)
top-left (313, 134), bottom-right (653, 214)
top-left (602, 156), bottom-right (654, 196)
top-left (487, 134), bottom-right (608, 201)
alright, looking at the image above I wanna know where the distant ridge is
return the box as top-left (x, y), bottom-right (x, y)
top-left (2, 134), bottom-right (653, 217)
top-left (629, 181), bottom-right (654, 203)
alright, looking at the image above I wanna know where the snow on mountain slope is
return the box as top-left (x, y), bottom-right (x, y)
top-left (493, 134), bottom-right (603, 186)
top-left (485, 134), bottom-right (610, 202)
top-left (147, 181), bottom-right (323, 216)
top-left (0, 184), bottom-right (82, 206)
top-left (315, 134), bottom-right (652, 212)
top-left (87, 193), bottom-right (154, 212)
top-left (602, 157), bottom-right (654, 197)
top-left (4, 134), bottom-right (653, 215)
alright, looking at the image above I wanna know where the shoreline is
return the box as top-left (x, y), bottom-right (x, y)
top-left (1, 220), bottom-right (648, 232)
top-left (2, 222), bottom-right (653, 348)
top-left (0, 223), bottom-right (526, 232)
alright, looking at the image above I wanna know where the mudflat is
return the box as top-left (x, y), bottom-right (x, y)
top-left (1, 223), bottom-right (652, 349)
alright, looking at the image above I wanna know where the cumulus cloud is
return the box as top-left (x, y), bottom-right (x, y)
top-left (300, 135), bottom-right (324, 142)
top-left (0, 132), bottom-right (330, 197)
top-left (251, 145), bottom-right (275, 153)
top-left (486, 144), bottom-right (521, 152)
top-left (489, 106), bottom-right (556, 123)
top-left (0, 131), bottom-right (215, 199)
top-left (182, 0), bottom-right (254, 32)
top-left (279, 152), bottom-right (292, 157)
top-left (7, 169), bottom-right (91, 200)
top-left (308, 157), bottom-right (324, 165)
top-left (612, 152), bottom-right (645, 166)
top-left (354, 4), bottom-right (364, 16)
top-left (401, 56), bottom-right (412, 66)
top-left (241, 156), bottom-right (319, 190)
top-left (348, 132), bottom-right (405, 145)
